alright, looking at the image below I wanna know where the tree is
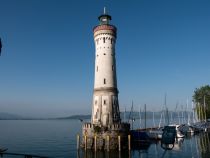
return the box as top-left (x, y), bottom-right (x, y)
top-left (193, 85), bottom-right (210, 120)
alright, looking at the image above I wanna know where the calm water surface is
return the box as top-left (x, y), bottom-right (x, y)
top-left (0, 120), bottom-right (210, 158)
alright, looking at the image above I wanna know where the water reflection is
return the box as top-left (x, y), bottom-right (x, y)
top-left (78, 150), bottom-right (130, 158)
top-left (77, 133), bottom-right (210, 158)
top-left (173, 138), bottom-right (184, 151)
top-left (198, 133), bottom-right (210, 158)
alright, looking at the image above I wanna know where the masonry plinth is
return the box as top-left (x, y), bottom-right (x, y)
top-left (81, 9), bottom-right (130, 150)
top-left (81, 123), bottom-right (130, 150)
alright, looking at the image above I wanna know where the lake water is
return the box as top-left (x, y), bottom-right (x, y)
top-left (0, 119), bottom-right (210, 158)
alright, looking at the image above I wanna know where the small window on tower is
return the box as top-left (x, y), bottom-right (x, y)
top-left (95, 100), bottom-right (97, 105)
top-left (104, 100), bottom-right (106, 105)
top-left (112, 65), bottom-right (114, 71)
top-left (111, 39), bottom-right (113, 44)
top-left (104, 78), bottom-right (106, 84)
top-left (97, 66), bottom-right (98, 72)
top-left (103, 37), bottom-right (105, 43)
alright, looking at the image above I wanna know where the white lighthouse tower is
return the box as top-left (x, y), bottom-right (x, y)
top-left (91, 8), bottom-right (120, 127)
top-left (82, 9), bottom-right (130, 150)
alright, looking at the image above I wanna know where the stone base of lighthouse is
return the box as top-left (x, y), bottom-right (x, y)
top-left (81, 122), bottom-right (130, 150)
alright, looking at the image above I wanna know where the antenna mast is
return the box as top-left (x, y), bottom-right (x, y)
top-left (104, 7), bottom-right (106, 14)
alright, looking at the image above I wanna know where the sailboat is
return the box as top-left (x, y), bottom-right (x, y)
top-left (147, 110), bottom-right (163, 140)
top-left (130, 104), bottom-right (151, 148)
top-left (163, 95), bottom-right (185, 138)
top-left (147, 95), bottom-right (168, 140)
top-left (179, 101), bottom-right (201, 135)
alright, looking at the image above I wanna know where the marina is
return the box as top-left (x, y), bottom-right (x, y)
top-left (0, 119), bottom-right (210, 158)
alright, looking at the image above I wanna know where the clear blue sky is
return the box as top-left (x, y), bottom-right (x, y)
top-left (0, 0), bottom-right (210, 117)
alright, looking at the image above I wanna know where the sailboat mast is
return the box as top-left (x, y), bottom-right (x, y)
top-left (139, 106), bottom-right (142, 129)
top-left (153, 111), bottom-right (156, 127)
top-left (204, 95), bottom-right (207, 122)
top-left (198, 102), bottom-right (201, 122)
top-left (124, 107), bottom-right (126, 122)
top-left (144, 104), bottom-right (146, 129)
top-left (192, 101), bottom-right (196, 124)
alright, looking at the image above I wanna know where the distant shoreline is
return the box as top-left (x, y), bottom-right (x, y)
top-left (0, 111), bottom-right (192, 120)
top-left (0, 114), bottom-right (91, 120)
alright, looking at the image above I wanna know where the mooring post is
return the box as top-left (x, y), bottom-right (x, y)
top-left (85, 135), bottom-right (87, 150)
top-left (94, 150), bottom-right (97, 158)
top-left (94, 135), bottom-right (97, 152)
top-left (77, 134), bottom-right (80, 150)
top-left (107, 135), bottom-right (110, 151)
top-left (128, 134), bottom-right (131, 150)
top-left (77, 149), bottom-right (80, 158)
top-left (118, 149), bottom-right (121, 158)
top-left (118, 135), bottom-right (121, 151)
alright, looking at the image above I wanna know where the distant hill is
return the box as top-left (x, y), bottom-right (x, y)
top-left (56, 111), bottom-right (165, 120)
top-left (0, 111), bottom-right (190, 120)
top-left (57, 115), bottom-right (91, 120)
top-left (0, 112), bottom-right (23, 120)
top-left (0, 113), bottom-right (91, 120)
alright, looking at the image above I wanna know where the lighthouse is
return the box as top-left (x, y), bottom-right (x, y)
top-left (91, 8), bottom-right (120, 127)
top-left (81, 9), bottom-right (130, 150)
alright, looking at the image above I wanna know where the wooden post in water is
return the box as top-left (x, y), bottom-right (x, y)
top-left (118, 135), bottom-right (121, 151)
top-left (118, 149), bottom-right (121, 158)
top-left (94, 135), bottom-right (97, 152)
top-left (84, 135), bottom-right (87, 150)
top-left (128, 135), bottom-right (131, 150)
top-left (107, 135), bottom-right (110, 151)
top-left (77, 134), bottom-right (80, 150)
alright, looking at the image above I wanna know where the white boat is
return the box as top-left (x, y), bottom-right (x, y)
top-left (147, 128), bottom-right (163, 140)
top-left (168, 124), bottom-right (185, 138)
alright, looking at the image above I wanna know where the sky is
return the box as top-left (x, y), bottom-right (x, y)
top-left (0, 0), bottom-right (210, 118)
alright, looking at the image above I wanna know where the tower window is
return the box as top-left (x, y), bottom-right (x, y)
top-left (104, 78), bottom-right (106, 84)
top-left (95, 100), bottom-right (97, 105)
top-left (97, 66), bottom-right (98, 72)
top-left (111, 39), bottom-right (113, 44)
top-left (104, 100), bottom-right (106, 105)
top-left (103, 37), bottom-right (105, 43)
top-left (112, 65), bottom-right (114, 71)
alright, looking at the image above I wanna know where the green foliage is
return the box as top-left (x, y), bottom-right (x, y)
top-left (193, 85), bottom-right (210, 120)
top-left (93, 125), bottom-right (101, 133)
